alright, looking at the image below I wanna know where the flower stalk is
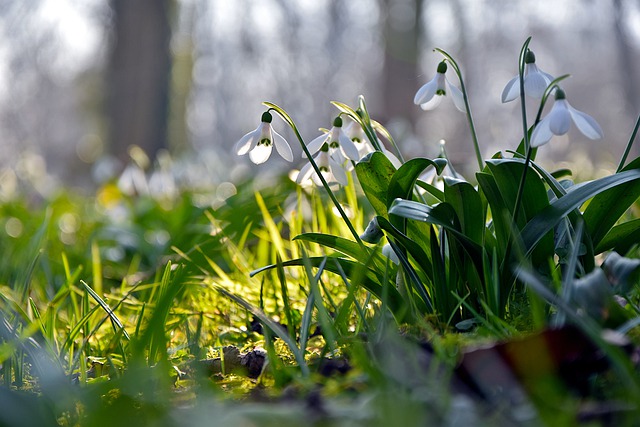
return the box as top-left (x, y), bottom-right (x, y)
top-left (434, 48), bottom-right (483, 171)
top-left (263, 102), bottom-right (366, 248)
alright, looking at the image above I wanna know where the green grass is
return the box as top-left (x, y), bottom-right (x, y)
top-left (0, 165), bottom-right (638, 426)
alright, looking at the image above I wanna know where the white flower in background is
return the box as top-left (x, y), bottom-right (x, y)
top-left (306, 117), bottom-right (359, 164)
top-left (235, 111), bottom-right (293, 164)
top-left (343, 119), bottom-right (402, 168)
top-left (414, 61), bottom-right (465, 112)
top-left (501, 49), bottom-right (554, 103)
top-left (297, 144), bottom-right (348, 187)
top-left (531, 88), bottom-right (603, 148)
top-left (344, 120), bottom-right (375, 160)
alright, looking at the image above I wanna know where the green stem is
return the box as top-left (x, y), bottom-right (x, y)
top-left (517, 38), bottom-right (532, 153)
top-left (435, 48), bottom-right (483, 171)
top-left (263, 102), bottom-right (366, 249)
top-left (617, 112), bottom-right (640, 172)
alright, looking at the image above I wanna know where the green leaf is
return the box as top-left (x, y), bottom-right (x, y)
top-left (355, 151), bottom-right (396, 216)
top-left (388, 158), bottom-right (446, 209)
top-left (414, 180), bottom-right (445, 201)
top-left (595, 219), bottom-right (640, 255)
top-left (375, 216), bottom-right (433, 278)
top-left (81, 280), bottom-right (130, 341)
top-left (584, 157), bottom-right (640, 249)
top-left (485, 159), bottom-right (550, 226)
top-left (250, 256), bottom-right (409, 321)
top-left (476, 171), bottom-right (510, 258)
top-left (293, 233), bottom-right (373, 262)
top-left (388, 157), bottom-right (447, 231)
top-left (521, 168), bottom-right (640, 255)
top-left (443, 177), bottom-right (484, 244)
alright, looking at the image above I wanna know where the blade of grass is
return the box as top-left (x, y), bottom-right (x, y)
top-left (214, 285), bottom-right (309, 376)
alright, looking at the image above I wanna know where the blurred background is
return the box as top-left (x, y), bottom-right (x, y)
top-left (1, 0), bottom-right (639, 197)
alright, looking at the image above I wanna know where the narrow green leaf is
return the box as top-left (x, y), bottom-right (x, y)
top-left (375, 216), bottom-right (433, 278)
top-left (595, 219), bottom-right (640, 254)
top-left (522, 169), bottom-right (640, 254)
top-left (81, 281), bottom-right (130, 340)
top-left (584, 157), bottom-right (640, 248)
top-left (214, 285), bottom-right (309, 376)
top-left (293, 233), bottom-right (372, 262)
top-left (388, 157), bottom-right (447, 208)
top-left (250, 256), bottom-right (408, 321)
top-left (443, 177), bottom-right (484, 244)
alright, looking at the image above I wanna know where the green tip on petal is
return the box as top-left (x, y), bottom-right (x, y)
top-left (555, 88), bottom-right (566, 100)
top-left (261, 111), bottom-right (273, 123)
top-left (437, 61), bottom-right (447, 74)
top-left (525, 49), bottom-right (536, 64)
top-left (320, 142), bottom-right (330, 152)
top-left (333, 116), bottom-right (343, 127)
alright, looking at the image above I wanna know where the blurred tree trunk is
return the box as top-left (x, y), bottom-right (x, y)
top-left (613, 0), bottom-right (639, 158)
top-left (613, 2), bottom-right (640, 109)
top-left (380, 0), bottom-right (424, 124)
top-left (107, 0), bottom-right (173, 163)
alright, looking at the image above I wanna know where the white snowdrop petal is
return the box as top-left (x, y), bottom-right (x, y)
top-left (248, 143), bottom-right (272, 164)
top-left (569, 107), bottom-right (604, 140)
top-left (501, 76), bottom-right (520, 103)
top-left (306, 132), bottom-right (329, 157)
top-left (447, 81), bottom-right (466, 112)
top-left (420, 94), bottom-right (443, 110)
top-left (524, 72), bottom-right (549, 98)
top-left (548, 101), bottom-right (571, 136)
top-left (531, 119), bottom-right (553, 148)
top-left (296, 162), bottom-right (314, 184)
top-left (235, 130), bottom-right (257, 155)
top-left (338, 131), bottom-right (360, 161)
top-left (329, 159), bottom-right (348, 185)
top-left (414, 78), bottom-right (437, 105)
top-left (273, 130), bottom-right (293, 161)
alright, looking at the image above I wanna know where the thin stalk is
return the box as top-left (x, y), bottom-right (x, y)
top-left (517, 37), bottom-right (533, 153)
top-left (617, 112), bottom-right (640, 172)
top-left (435, 48), bottom-right (483, 170)
top-left (264, 102), bottom-right (366, 249)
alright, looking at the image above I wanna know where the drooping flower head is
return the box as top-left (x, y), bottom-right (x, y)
top-left (343, 117), bottom-right (402, 169)
top-left (297, 142), bottom-right (348, 187)
top-left (530, 89), bottom-right (603, 148)
top-left (502, 49), bottom-right (554, 103)
top-left (414, 61), bottom-right (465, 112)
top-left (343, 119), bottom-right (375, 160)
top-left (306, 116), bottom-right (359, 164)
top-left (235, 111), bottom-right (293, 164)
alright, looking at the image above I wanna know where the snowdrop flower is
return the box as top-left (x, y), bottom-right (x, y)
top-left (297, 143), bottom-right (348, 187)
top-left (414, 61), bottom-right (465, 112)
top-left (343, 119), bottom-right (402, 169)
top-left (531, 89), bottom-right (603, 148)
top-left (306, 117), bottom-right (359, 164)
top-left (501, 50), bottom-right (554, 103)
top-left (235, 111), bottom-right (293, 164)
top-left (344, 119), bottom-right (375, 160)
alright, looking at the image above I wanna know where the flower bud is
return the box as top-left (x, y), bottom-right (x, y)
top-left (524, 49), bottom-right (536, 64)
top-left (360, 217), bottom-right (384, 243)
top-left (261, 111), bottom-right (273, 123)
